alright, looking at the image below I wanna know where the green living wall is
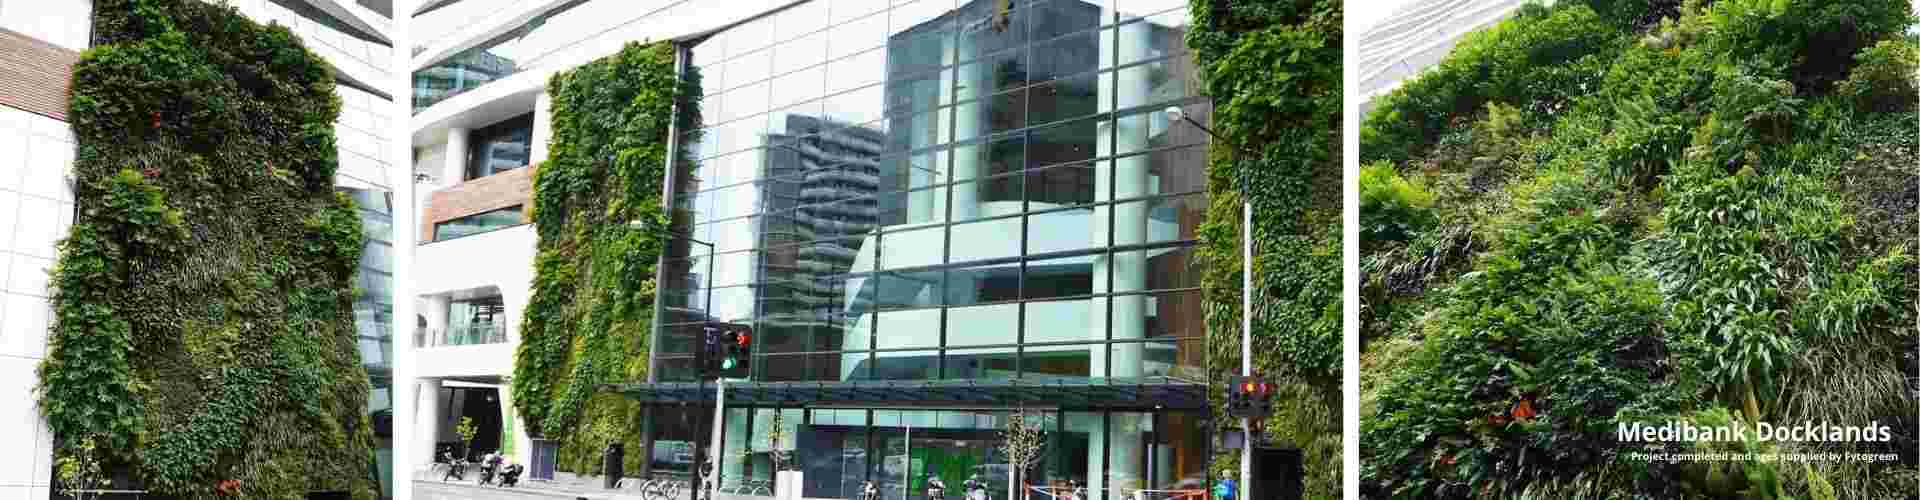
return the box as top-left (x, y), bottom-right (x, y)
top-left (1187, 1), bottom-right (1343, 498)
top-left (510, 41), bottom-right (701, 474)
top-left (1360, 0), bottom-right (1916, 498)
top-left (37, 0), bottom-right (379, 498)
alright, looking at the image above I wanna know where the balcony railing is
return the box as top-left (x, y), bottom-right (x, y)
top-left (415, 323), bottom-right (509, 347)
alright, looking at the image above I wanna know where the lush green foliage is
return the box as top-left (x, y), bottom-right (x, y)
top-left (1360, 1), bottom-right (1917, 498)
top-left (38, 0), bottom-right (377, 497)
top-left (1359, 162), bottom-right (1436, 249)
top-left (510, 41), bottom-right (701, 474)
top-left (1187, 0), bottom-right (1342, 498)
top-left (1359, 4), bottom-right (1619, 164)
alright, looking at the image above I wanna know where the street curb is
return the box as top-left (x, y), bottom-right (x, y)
top-left (413, 479), bottom-right (614, 500)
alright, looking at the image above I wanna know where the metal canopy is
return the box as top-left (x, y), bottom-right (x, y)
top-left (602, 376), bottom-right (1208, 410)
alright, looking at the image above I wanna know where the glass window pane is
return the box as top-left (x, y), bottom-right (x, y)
top-left (431, 205), bottom-right (524, 241)
top-left (774, 0), bottom-right (830, 42)
top-left (829, 9), bottom-right (889, 60)
top-left (1029, 70), bottom-right (1100, 126)
top-left (1022, 298), bottom-right (1098, 344)
top-left (465, 112), bottom-right (533, 180)
top-left (870, 350), bottom-right (938, 380)
top-left (1029, 0), bottom-right (1104, 41)
top-left (943, 263), bottom-right (1020, 306)
top-left (875, 269), bottom-right (943, 310)
top-left (1026, 116), bottom-right (1097, 169)
top-left (878, 224), bottom-right (943, 270)
top-left (1023, 342), bottom-right (1096, 379)
top-left (772, 67), bottom-right (827, 111)
top-left (826, 49), bottom-right (887, 95)
top-left (947, 217), bottom-right (1021, 263)
top-left (1024, 161), bottom-right (1096, 209)
top-left (1111, 192), bottom-right (1203, 245)
top-left (875, 307), bottom-right (941, 348)
top-left (943, 348), bottom-right (1015, 379)
top-left (1108, 289), bottom-right (1201, 342)
top-left (943, 302), bottom-right (1018, 346)
top-left (1023, 253), bottom-right (1096, 300)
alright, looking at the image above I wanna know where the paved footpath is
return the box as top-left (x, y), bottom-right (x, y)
top-left (413, 477), bottom-right (791, 500)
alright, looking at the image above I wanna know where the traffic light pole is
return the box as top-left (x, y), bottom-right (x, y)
top-left (1240, 201), bottom-right (1253, 500)
top-left (706, 378), bottom-right (727, 500)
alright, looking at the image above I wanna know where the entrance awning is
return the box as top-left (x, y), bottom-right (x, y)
top-left (602, 376), bottom-right (1208, 410)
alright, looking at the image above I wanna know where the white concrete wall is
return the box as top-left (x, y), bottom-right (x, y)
top-left (412, 224), bottom-right (535, 379)
top-left (0, 105), bottom-right (76, 500)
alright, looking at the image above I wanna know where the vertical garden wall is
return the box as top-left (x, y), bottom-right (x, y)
top-left (509, 41), bottom-right (701, 473)
top-left (1359, 0), bottom-right (1916, 498)
top-left (37, 0), bottom-right (379, 497)
top-left (1187, 0), bottom-right (1344, 498)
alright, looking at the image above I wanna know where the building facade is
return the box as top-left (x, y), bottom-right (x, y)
top-left (0, 0), bottom-right (399, 497)
top-left (410, 0), bottom-right (1212, 498)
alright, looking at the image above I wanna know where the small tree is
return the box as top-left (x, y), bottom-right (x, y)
top-left (999, 410), bottom-right (1049, 500)
top-left (54, 437), bottom-right (106, 500)
top-left (766, 411), bottom-right (792, 472)
top-left (455, 417), bottom-right (479, 460)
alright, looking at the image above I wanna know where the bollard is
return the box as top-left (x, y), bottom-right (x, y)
top-left (603, 442), bottom-right (625, 490)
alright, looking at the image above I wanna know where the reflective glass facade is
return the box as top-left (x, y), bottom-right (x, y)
top-left (660, 0), bottom-right (1207, 386)
top-left (341, 187), bottom-right (395, 498)
top-left (650, 0), bottom-right (1209, 498)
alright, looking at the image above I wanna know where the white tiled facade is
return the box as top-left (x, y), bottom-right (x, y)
top-left (0, 105), bottom-right (76, 500)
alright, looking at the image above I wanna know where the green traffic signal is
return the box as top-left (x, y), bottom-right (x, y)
top-left (722, 357), bottom-right (737, 370)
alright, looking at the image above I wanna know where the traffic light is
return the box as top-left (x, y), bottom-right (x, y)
top-left (699, 324), bottom-right (724, 377)
top-left (1225, 375), bottom-right (1274, 418)
top-left (697, 323), bottom-right (754, 379)
top-left (726, 324), bottom-right (752, 378)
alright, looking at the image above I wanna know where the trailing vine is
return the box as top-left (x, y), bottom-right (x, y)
top-left (1187, 1), bottom-right (1343, 498)
top-left (38, 0), bottom-right (378, 498)
top-left (510, 40), bottom-right (702, 473)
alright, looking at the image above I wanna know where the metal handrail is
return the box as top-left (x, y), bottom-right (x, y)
top-left (415, 323), bottom-right (509, 347)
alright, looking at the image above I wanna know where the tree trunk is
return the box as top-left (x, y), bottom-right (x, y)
top-left (1741, 378), bottom-right (1762, 423)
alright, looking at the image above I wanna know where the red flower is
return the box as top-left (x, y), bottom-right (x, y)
top-left (142, 166), bottom-right (160, 178)
top-left (151, 112), bottom-right (161, 129)
top-left (216, 479), bottom-right (241, 495)
top-left (1511, 399), bottom-right (1536, 421)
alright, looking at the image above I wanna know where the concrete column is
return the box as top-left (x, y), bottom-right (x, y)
top-left (1091, 14), bottom-right (1154, 498)
top-left (443, 127), bottom-right (470, 185)
top-left (497, 380), bottom-right (533, 466)
top-left (945, 31), bottom-right (981, 222)
top-left (530, 90), bottom-right (554, 166)
top-left (417, 378), bottom-right (444, 466)
top-left (723, 408), bottom-right (750, 486)
top-left (422, 295), bottom-right (450, 347)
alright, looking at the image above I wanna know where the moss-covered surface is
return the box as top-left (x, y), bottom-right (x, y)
top-left (510, 41), bottom-right (701, 474)
top-left (1360, 1), bottom-right (1917, 498)
top-left (1187, 1), bottom-right (1343, 498)
top-left (37, 0), bottom-right (378, 497)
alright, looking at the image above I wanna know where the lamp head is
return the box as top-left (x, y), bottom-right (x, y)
top-left (1165, 106), bottom-right (1184, 123)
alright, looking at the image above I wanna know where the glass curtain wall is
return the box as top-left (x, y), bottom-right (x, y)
top-left (657, 0), bottom-right (1207, 387)
top-left (707, 408), bottom-right (1207, 499)
top-left (340, 187), bottom-right (395, 498)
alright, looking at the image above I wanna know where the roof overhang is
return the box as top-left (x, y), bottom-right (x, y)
top-left (603, 376), bottom-right (1209, 410)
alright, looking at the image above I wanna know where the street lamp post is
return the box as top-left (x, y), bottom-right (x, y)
top-left (1167, 105), bottom-right (1254, 500)
top-left (628, 218), bottom-right (715, 498)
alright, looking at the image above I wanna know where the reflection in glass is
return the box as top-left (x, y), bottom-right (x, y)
top-left (667, 0), bottom-right (1211, 392)
top-left (466, 112), bottom-right (532, 180)
top-left (431, 205), bottom-right (525, 241)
